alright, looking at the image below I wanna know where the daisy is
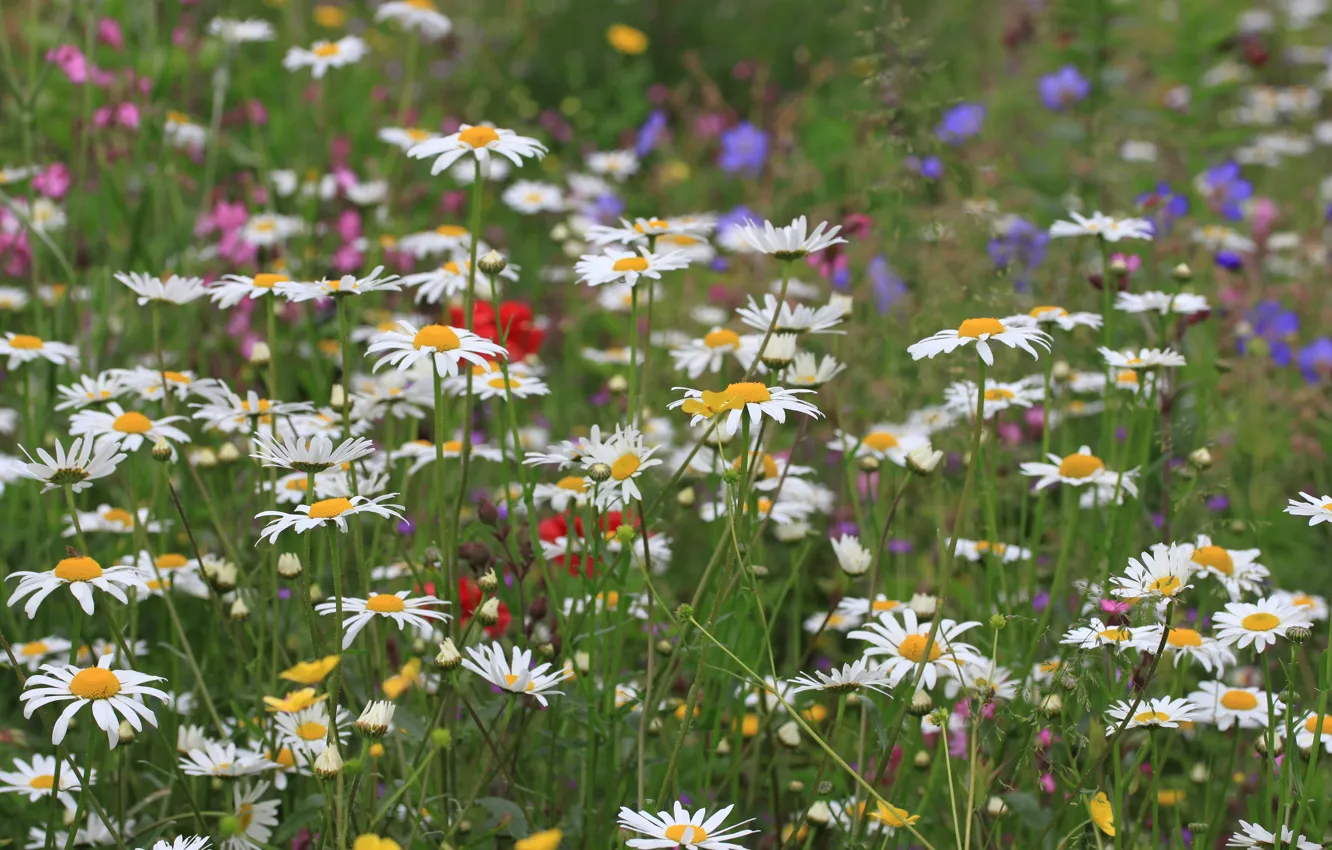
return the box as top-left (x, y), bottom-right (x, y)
top-left (532, 476), bottom-right (592, 512)
top-left (19, 436), bottom-right (126, 493)
top-left (402, 258), bottom-right (520, 304)
top-left (585, 215), bottom-right (715, 247)
top-left (224, 781), bottom-right (280, 850)
top-left (1285, 492), bottom-right (1332, 526)
top-left (54, 374), bottom-right (125, 411)
top-left (179, 740), bottom-right (275, 777)
top-left (738, 216), bottom-right (846, 260)
top-left (561, 591), bottom-right (650, 620)
top-left (473, 371), bottom-right (551, 401)
top-left (1059, 618), bottom-right (1138, 653)
top-left (273, 703), bottom-right (352, 760)
top-left (580, 425), bottom-right (664, 507)
top-left (617, 802), bottom-right (758, 850)
top-left (669, 328), bottom-right (750, 379)
top-left (1115, 290), bottom-right (1210, 315)
top-left (276, 266), bottom-right (402, 301)
top-left (113, 271), bottom-right (208, 305)
top-left (835, 595), bottom-right (903, 622)
top-left (502, 180), bottom-right (565, 214)
top-left (830, 535), bottom-right (872, 576)
top-left (192, 389), bottom-right (314, 434)
top-left (735, 295), bottom-right (846, 335)
top-left (908, 317), bottom-right (1051, 365)
top-left (367, 321), bottom-right (508, 378)
top-left (390, 438), bottom-right (502, 475)
top-left (251, 433), bottom-right (376, 475)
top-left (69, 403), bottom-right (191, 453)
top-left (669, 383), bottom-right (821, 437)
top-left (1182, 535), bottom-right (1268, 599)
top-left (829, 425), bottom-right (931, 467)
top-left (848, 609), bottom-right (982, 691)
top-left (240, 214), bottom-right (304, 247)
top-left (586, 150), bottom-right (640, 181)
top-left (147, 838), bottom-right (213, 850)
top-left (256, 495), bottom-right (405, 544)
top-left (1188, 681), bottom-right (1281, 730)
top-left (116, 366), bottom-right (217, 402)
top-left (396, 224), bottom-right (475, 258)
top-left (408, 123), bottom-right (547, 176)
top-left (1003, 305), bottom-right (1103, 331)
top-left (1100, 347), bottom-right (1188, 370)
top-left (7, 555), bottom-right (149, 618)
top-left (1132, 626), bottom-right (1236, 673)
top-left (788, 658), bottom-right (894, 695)
top-left (282, 36), bottom-right (368, 78)
top-left (954, 539), bottom-right (1032, 563)
top-left (207, 17), bottom-right (276, 43)
top-left (164, 112), bottom-right (208, 151)
top-left (1271, 590), bottom-right (1329, 622)
top-left (1020, 445), bottom-right (1135, 493)
top-left (943, 378), bottom-right (1043, 417)
top-left (783, 351), bottom-right (846, 387)
top-left (1103, 696), bottom-right (1201, 732)
top-left (461, 643), bottom-right (572, 707)
top-left (21, 654), bottom-right (170, 748)
top-left (575, 246), bottom-right (690, 288)
top-left (1, 636), bottom-right (72, 672)
top-left (0, 332), bottom-right (79, 368)
top-left (945, 658), bottom-right (1020, 701)
top-left (1226, 821), bottom-right (1321, 850)
top-left (375, 0), bottom-right (452, 39)
top-left (1110, 544), bottom-right (1195, 604)
top-left (0, 755), bottom-right (87, 808)
top-left (1214, 597), bottom-right (1313, 651)
top-left (316, 591), bottom-right (450, 649)
top-left (803, 609), bottom-right (861, 634)
top-left (379, 126), bottom-right (439, 152)
top-left (1048, 211), bottom-right (1154, 241)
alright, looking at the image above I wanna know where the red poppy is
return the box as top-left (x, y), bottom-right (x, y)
top-left (458, 577), bottom-right (510, 637)
top-left (450, 300), bottom-right (546, 360)
top-left (538, 511), bottom-right (642, 577)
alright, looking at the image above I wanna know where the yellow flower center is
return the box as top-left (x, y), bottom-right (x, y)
top-left (406, 0), bottom-right (436, 8)
top-left (29, 774), bottom-right (56, 790)
top-left (872, 599), bottom-right (900, 612)
top-left (984, 388), bottom-right (1015, 401)
top-left (237, 803), bottom-right (255, 832)
top-left (240, 399), bottom-right (272, 414)
top-left (8, 334), bottom-right (44, 349)
top-left (1058, 453), bottom-right (1105, 479)
top-left (611, 454), bottom-right (641, 480)
top-left (1191, 546), bottom-right (1234, 576)
top-left (22, 641), bottom-right (48, 656)
top-left (502, 673), bottom-right (537, 692)
top-left (285, 478), bottom-right (310, 491)
top-left (440, 439), bottom-right (463, 453)
top-left (102, 508), bottom-right (134, 527)
top-left (862, 431), bottom-right (899, 452)
top-left (1322, 503), bottom-right (1332, 512)
top-left (1097, 628), bottom-right (1132, 642)
top-left (1133, 710), bottom-right (1171, 724)
top-left (68, 667), bottom-right (122, 700)
top-left (1241, 612), bottom-right (1280, 631)
top-left (436, 224), bottom-right (468, 236)
top-left (897, 633), bottom-right (943, 663)
top-left (612, 257), bottom-right (650, 273)
top-left (1221, 690), bottom-right (1258, 711)
top-left (1117, 369), bottom-right (1139, 385)
top-left (276, 747), bottom-right (296, 768)
top-left (1030, 305), bottom-right (1068, 318)
top-left (634, 219), bottom-right (671, 232)
top-left (1293, 594), bottom-right (1316, 607)
top-left (366, 594), bottom-right (406, 613)
top-left (1148, 576), bottom-right (1182, 596)
top-left (112, 411), bottom-right (154, 434)
top-left (1167, 628), bottom-right (1202, 647)
top-left (487, 376), bottom-right (514, 390)
top-left (703, 328), bottom-right (740, 349)
top-left (458, 126), bottom-right (500, 148)
top-left (556, 476), bottom-right (586, 492)
top-left (725, 382), bottom-right (771, 404)
top-left (308, 497), bottom-right (355, 519)
top-left (956, 318), bottom-right (1006, 338)
top-left (253, 273), bottom-right (289, 288)
top-left (295, 721), bottom-right (328, 741)
top-left (1040, 660), bottom-right (1062, 673)
top-left (54, 557), bottom-right (103, 582)
top-left (156, 554), bottom-right (189, 569)
top-left (1306, 715), bottom-right (1332, 735)
top-left (313, 43), bottom-right (341, 58)
top-left (413, 324), bottom-right (461, 351)
top-left (664, 825), bottom-right (708, 845)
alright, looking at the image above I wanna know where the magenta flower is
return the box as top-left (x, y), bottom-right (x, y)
top-left (98, 18), bottom-right (125, 50)
top-left (32, 163), bottom-right (70, 200)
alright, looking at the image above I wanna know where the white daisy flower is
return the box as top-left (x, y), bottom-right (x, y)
top-left (401, 258), bottom-right (520, 305)
top-left (396, 224), bottom-right (473, 258)
top-left (163, 112), bottom-right (208, 151)
top-left (617, 802), bottom-right (758, 850)
top-left (1270, 590), bottom-right (1329, 621)
top-left (179, 740), bottom-right (275, 777)
top-left (0, 332), bottom-right (79, 368)
top-left (1115, 290), bottom-right (1210, 315)
top-left (69, 403), bottom-right (191, 453)
top-left (1099, 346), bottom-right (1187, 370)
top-left (1103, 696), bottom-right (1201, 732)
top-left (848, 608), bottom-right (982, 691)
top-left (1226, 820), bottom-right (1321, 850)
top-left (586, 150), bottom-right (640, 181)
top-left (256, 495), bottom-right (405, 544)
top-left (829, 424), bottom-right (932, 467)
top-left (1, 636), bottom-right (72, 672)
top-left (408, 123), bottom-right (547, 176)
top-left (374, 0), bottom-right (452, 39)
top-left (19, 436), bottom-right (125, 494)
top-left (788, 658), bottom-right (894, 696)
top-left (561, 591), bottom-right (650, 621)
top-left (575, 246), bottom-right (690, 288)
top-left (461, 643), bottom-right (572, 707)
top-left (20, 655), bottom-right (171, 748)
top-left (367, 321), bottom-right (508, 379)
top-left (115, 366), bottom-right (217, 402)
top-left (473, 371), bottom-right (551, 400)
top-left (190, 389), bottom-right (315, 435)
top-left (954, 539), bottom-right (1032, 563)
top-left (1020, 445), bottom-right (1136, 494)
top-left (1048, 211), bottom-right (1154, 241)
top-left (830, 534), bottom-right (872, 576)
top-left (1213, 597), bottom-right (1313, 651)
top-left (1188, 681), bottom-right (1281, 730)
top-left (7, 555), bottom-right (148, 618)
top-left (54, 374), bottom-right (125, 411)
top-left (315, 591), bottom-right (450, 649)
top-left (276, 266), bottom-right (402, 301)
top-left (282, 36), bottom-right (368, 78)
top-left (1059, 618), bottom-right (1138, 653)
top-left (250, 432), bottom-right (376, 474)
top-left (943, 378), bottom-right (1043, 417)
top-left (579, 425), bottom-right (664, 507)
top-left (378, 126), bottom-right (440, 152)
top-left (944, 658), bottom-right (1020, 702)
top-left (532, 475), bottom-right (592, 512)
top-left (147, 837), bottom-right (212, 850)
top-left (390, 437), bottom-right (502, 476)
top-left (802, 609), bottom-right (862, 634)
top-left (225, 781), bottom-right (280, 850)
top-left (1181, 535), bottom-right (1268, 600)
top-left (1110, 544), bottom-right (1195, 604)
top-left (207, 17), bottom-right (276, 43)
top-left (782, 351), bottom-right (845, 387)
top-left (669, 382), bottom-right (821, 438)
top-left (1285, 492), bottom-right (1332, 526)
top-left (240, 214), bottom-right (304, 247)
top-left (908, 317), bottom-right (1051, 365)
top-left (0, 754), bottom-right (88, 808)
top-left (1128, 625), bottom-right (1234, 673)
top-left (738, 216), bottom-right (846, 260)
top-left (1003, 305), bottom-right (1103, 331)
top-left (668, 328), bottom-right (750, 379)
top-left (584, 215), bottom-right (716, 247)
top-left (113, 271), bottom-right (208, 305)
top-left (273, 703), bottom-right (352, 760)
top-left (835, 596), bottom-right (903, 622)
top-left (735, 294), bottom-right (846, 335)
top-left (501, 180), bottom-right (565, 214)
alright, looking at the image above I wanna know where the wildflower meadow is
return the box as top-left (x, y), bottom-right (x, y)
top-left (4, 1), bottom-right (1332, 848)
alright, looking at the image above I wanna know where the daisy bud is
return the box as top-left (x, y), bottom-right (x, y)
top-left (613, 524), bottom-right (637, 545)
top-left (478, 250), bottom-right (508, 276)
top-left (1051, 360), bottom-right (1071, 380)
top-left (278, 553), bottom-right (303, 579)
top-left (431, 729), bottom-right (453, 750)
top-left (647, 717), bottom-right (663, 735)
top-left (655, 639), bottom-right (674, 656)
top-left (913, 750), bottom-right (932, 769)
top-left (117, 720), bottom-right (136, 744)
top-left (1189, 763), bottom-right (1208, 784)
top-left (776, 721), bottom-right (802, 749)
top-left (828, 293), bottom-right (854, 318)
top-left (193, 448), bottom-right (219, 468)
top-left (249, 341), bottom-right (271, 365)
top-left (788, 780), bottom-right (806, 793)
top-left (230, 597), bottom-right (250, 621)
top-left (355, 700), bottom-right (395, 738)
top-left (1108, 256), bottom-right (1129, 275)
top-left (760, 333), bottom-right (799, 370)
top-left (676, 486), bottom-right (696, 507)
top-left (587, 462), bottom-right (612, 482)
top-left (436, 639), bottom-right (462, 669)
top-left (330, 383), bottom-right (347, 410)
top-left (806, 800), bottom-right (832, 826)
top-left (607, 374), bottom-right (628, 394)
top-left (152, 438), bottom-right (173, 462)
top-left (550, 223), bottom-right (570, 241)
top-left (1172, 262), bottom-right (1193, 282)
top-left (774, 521), bottom-right (810, 543)
top-left (674, 603), bottom-right (694, 622)
top-left (515, 828), bottom-right (563, 850)
top-left (217, 443), bottom-right (241, 464)
top-left (313, 743), bottom-right (344, 779)
top-left (989, 614), bottom-right (1008, 630)
top-left (1287, 625), bottom-right (1311, 644)
top-left (715, 737), bottom-right (732, 755)
top-left (477, 568), bottom-right (499, 592)
top-left (906, 446), bottom-right (944, 476)
top-left (309, 583), bottom-right (324, 602)
top-left (831, 534), bottom-right (872, 577)
top-left (908, 592), bottom-right (938, 620)
top-left (537, 643), bottom-right (556, 659)
top-left (908, 690), bottom-right (935, 716)
top-left (412, 637), bottom-right (428, 655)
top-left (858, 455), bottom-right (880, 472)
top-left (459, 820), bottom-right (473, 834)
top-left (749, 563), bottom-right (769, 578)
top-left (369, 743), bottom-right (385, 758)
top-left (204, 559), bottom-right (238, 592)
top-left (477, 597), bottom-right (501, 625)
top-left (1188, 447), bottom-right (1212, 471)
top-left (1039, 693), bottom-right (1063, 716)
top-left (986, 796), bottom-right (1009, 818)
top-left (572, 651), bottom-right (590, 674)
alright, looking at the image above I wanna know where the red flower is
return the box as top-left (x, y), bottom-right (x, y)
top-left (450, 300), bottom-right (546, 360)
top-left (458, 577), bottom-right (510, 637)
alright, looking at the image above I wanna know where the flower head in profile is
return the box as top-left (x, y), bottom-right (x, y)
top-left (908, 317), bottom-right (1051, 365)
top-left (1226, 821), bottom-right (1321, 850)
top-left (575, 247), bottom-right (690, 288)
top-left (1100, 347), bottom-right (1187, 370)
top-left (21, 654), bottom-right (170, 748)
top-left (1104, 696), bottom-right (1201, 732)
top-left (256, 495), bottom-right (405, 543)
top-left (1020, 445), bottom-right (1135, 493)
top-left (7, 555), bottom-right (148, 618)
top-left (1285, 492), bottom-right (1332, 526)
top-left (669, 383), bottom-right (822, 437)
top-left (1110, 544), bottom-right (1195, 605)
top-left (408, 124), bottom-right (547, 176)
top-left (1049, 212), bottom-right (1153, 242)
top-left (114, 271), bottom-right (209, 305)
top-left (69, 403), bottom-right (191, 453)
top-left (280, 655), bottom-right (342, 686)
top-left (276, 266), bottom-right (401, 301)
top-left (1002, 305), bottom-right (1102, 332)
top-left (738, 216), bottom-right (846, 261)
top-left (788, 658), bottom-right (894, 696)
top-left (367, 321), bottom-right (508, 378)
top-left (282, 36), bottom-right (368, 78)
top-left (462, 643), bottom-right (572, 707)
top-left (251, 433), bottom-right (376, 474)
top-left (20, 436), bottom-right (126, 493)
top-left (315, 591), bottom-right (450, 649)
top-left (0, 332), bottom-right (79, 368)
top-left (735, 295), bottom-right (846, 335)
top-left (375, 0), bottom-right (452, 39)
top-left (1060, 618), bottom-right (1138, 653)
top-left (179, 740), bottom-right (275, 778)
top-left (617, 802), bottom-right (757, 850)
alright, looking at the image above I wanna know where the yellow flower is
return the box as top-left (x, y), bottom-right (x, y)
top-left (280, 655), bottom-right (342, 686)
top-left (313, 4), bottom-right (348, 27)
top-left (382, 658), bottom-right (422, 700)
top-left (1088, 792), bottom-right (1116, 836)
top-left (353, 836), bottom-right (401, 850)
top-left (263, 687), bottom-right (329, 713)
top-left (801, 704), bottom-right (829, 723)
top-left (1157, 789), bottom-right (1185, 807)
top-left (516, 829), bottom-right (563, 850)
top-left (606, 24), bottom-right (648, 55)
top-left (369, 742), bottom-right (385, 758)
top-left (870, 802), bottom-right (919, 829)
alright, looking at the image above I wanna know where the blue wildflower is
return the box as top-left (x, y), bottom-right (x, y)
top-left (635, 110), bottom-right (668, 157)
top-left (1196, 162), bottom-right (1252, 221)
top-left (987, 217), bottom-right (1049, 291)
top-left (1237, 299), bottom-right (1299, 366)
top-left (1299, 337), bottom-right (1332, 382)
top-left (1039, 66), bottom-right (1090, 110)
top-left (1214, 251), bottom-right (1244, 271)
top-left (906, 155), bottom-right (944, 180)
top-left (867, 255), bottom-right (907, 315)
top-left (717, 122), bottom-right (768, 175)
top-left (935, 103), bottom-right (985, 144)
top-left (1135, 181), bottom-right (1189, 234)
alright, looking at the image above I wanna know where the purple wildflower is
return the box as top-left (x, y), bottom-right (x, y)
top-left (867, 255), bottom-right (907, 315)
top-left (1039, 66), bottom-right (1090, 110)
top-left (1298, 337), bottom-right (1332, 382)
top-left (717, 122), bottom-right (768, 175)
top-left (1197, 162), bottom-right (1252, 221)
top-left (636, 110), bottom-right (668, 157)
top-left (935, 103), bottom-right (985, 143)
top-left (987, 217), bottom-right (1049, 291)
